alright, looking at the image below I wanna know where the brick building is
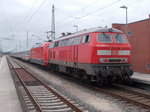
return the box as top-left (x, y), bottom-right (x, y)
top-left (112, 15), bottom-right (150, 74)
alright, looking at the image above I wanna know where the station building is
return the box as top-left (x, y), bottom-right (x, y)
top-left (112, 14), bottom-right (150, 74)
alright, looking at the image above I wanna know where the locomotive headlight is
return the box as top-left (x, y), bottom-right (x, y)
top-left (100, 58), bottom-right (108, 63)
top-left (121, 59), bottom-right (125, 62)
top-left (121, 58), bottom-right (128, 62)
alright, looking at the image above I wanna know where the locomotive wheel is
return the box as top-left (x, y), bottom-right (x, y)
top-left (97, 75), bottom-right (103, 86)
top-left (117, 77), bottom-right (124, 84)
top-left (82, 74), bottom-right (90, 83)
top-left (125, 76), bottom-right (132, 85)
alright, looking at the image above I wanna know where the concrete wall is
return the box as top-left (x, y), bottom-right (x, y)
top-left (112, 15), bottom-right (150, 74)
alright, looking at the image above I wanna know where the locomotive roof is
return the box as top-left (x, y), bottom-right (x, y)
top-left (53, 27), bottom-right (123, 42)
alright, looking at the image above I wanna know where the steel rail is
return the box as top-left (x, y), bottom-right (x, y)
top-left (7, 58), bottom-right (43, 112)
top-left (74, 79), bottom-right (150, 110)
top-left (9, 57), bottom-right (83, 112)
top-left (112, 84), bottom-right (150, 99)
top-left (10, 56), bottom-right (150, 110)
top-left (73, 78), bottom-right (150, 109)
top-left (40, 64), bottom-right (150, 110)
top-left (96, 88), bottom-right (150, 109)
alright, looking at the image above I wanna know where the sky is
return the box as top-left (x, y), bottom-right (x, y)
top-left (0, 0), bottom-right (150, 52)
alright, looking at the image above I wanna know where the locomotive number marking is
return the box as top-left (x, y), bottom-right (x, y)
top-left (111, 50), bottom-right (119, 55)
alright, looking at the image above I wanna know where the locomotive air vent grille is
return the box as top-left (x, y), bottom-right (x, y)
top-left (109, 59), bottom-right (121, 62)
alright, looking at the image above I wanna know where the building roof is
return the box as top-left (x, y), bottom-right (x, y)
top-left (113, 18), bottom-right (149, 25)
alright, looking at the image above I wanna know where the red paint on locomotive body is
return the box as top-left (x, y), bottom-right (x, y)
top-left (30, 42), bottom-right (50, 66)
top-left (48, 30), bottom-right (131, 65)
top-left (47, 27), bottom-right (133, 85)
top-left (92, 32), bottom-right (131, 64)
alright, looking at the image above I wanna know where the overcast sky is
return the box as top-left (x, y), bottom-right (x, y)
top-left (0, 0), bottom-right (150, 51)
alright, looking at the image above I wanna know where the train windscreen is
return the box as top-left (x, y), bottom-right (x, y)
top-left (97, 33), bottom-right (112, 43)
top-left (113, 34), bottom-right (127, 43)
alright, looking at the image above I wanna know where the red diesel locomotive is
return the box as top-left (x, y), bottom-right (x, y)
top-left (47, 27), bottom-right (133, 86)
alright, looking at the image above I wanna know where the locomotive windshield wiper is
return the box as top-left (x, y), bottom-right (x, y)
top-left (115, 33), bottom-right (119, 40)
top-left (102, 33), bottom-right (109, 39)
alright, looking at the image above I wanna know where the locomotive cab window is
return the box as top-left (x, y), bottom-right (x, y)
top-left (114, 34), bottom-right (127, 43)
top-left (68, 38), bottom-right (74, 46)
top-left (97, 33), bottom-right (112, 43)
top-left (59, 39), bottom-right (69, 47)
top-left (82, 35), bottom-right (90, 43)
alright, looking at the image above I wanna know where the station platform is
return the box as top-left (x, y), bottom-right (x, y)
top-left (0, 56), bottom-right (22, 112)
top-left (131, 72), bottom-right (150, 85)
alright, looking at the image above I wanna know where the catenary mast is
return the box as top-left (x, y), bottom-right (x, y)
top-left (51, 5), bottom-right (55, 40)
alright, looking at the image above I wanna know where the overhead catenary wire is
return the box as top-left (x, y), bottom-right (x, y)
top-left (16, 0), bottom-right (39, 31)
top-left (94, 0), bottom-right (144, 24)
top-left (55, 0), bottom-right (104, 25)
top-left (0, 0), bottom-right (14, 34)
top-left (84, 0), bottom-right (121, 17)
top-left (56, 0), bottom-right (121, 31)
top-left (18, 0), bottom-right (147, 38)
top-left (19, 0), bottom-right (48, 32)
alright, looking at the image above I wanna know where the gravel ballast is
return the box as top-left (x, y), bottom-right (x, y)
top-left (14, 59), bottom-right (149, 112)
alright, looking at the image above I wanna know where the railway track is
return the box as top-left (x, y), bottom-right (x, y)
top-left (78, 80), bottom-right (150, 111)
top-left (69, 77), bottom-right (150, 111)
top-left (45, 67), bottom-right (150, 110)
top-left (9, 57), bottom-right (150, 111)
top-left (7, 57), bottom-right (87, 112)
top-left (100, 85), bottom-right (150, 110)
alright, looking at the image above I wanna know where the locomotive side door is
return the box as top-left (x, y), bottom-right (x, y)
top-left (73, 45), bottom-right (78, 63)
top-left (72, 36), bottom-right (82, 66)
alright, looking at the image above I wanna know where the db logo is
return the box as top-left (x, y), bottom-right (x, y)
top-left (112, 50), bottom-right (118, 55)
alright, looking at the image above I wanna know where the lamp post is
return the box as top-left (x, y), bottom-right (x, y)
top-left (27, 31), bottom-right (28, 49)
top-left (73, 25), bottom-right (78, 32)
top-left (120, 5), bottom-right (128, 37)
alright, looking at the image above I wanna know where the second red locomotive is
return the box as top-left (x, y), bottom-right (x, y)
top-left (30, 42), bottom-right (50, 66)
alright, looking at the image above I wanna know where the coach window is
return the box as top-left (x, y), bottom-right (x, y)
top-left (68, 38), bottom-right (74, 46)
top-left (54, 41), bottom-right (60, 47)
top-left (82, 35), bottom-right (90, 43)
top-left (64, 39), bottom-right (69, 46)
top-left (72, 37), bottom-right (80, 45)
top-left (59, 41), bottom-right (63, 47)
